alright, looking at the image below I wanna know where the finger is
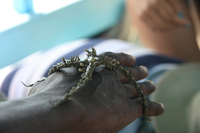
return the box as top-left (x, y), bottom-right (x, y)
top-left (147, 102), bottom-right (164, 116)
top-left (98, 52), bottom-right (136, 66)
top-left (128, 98), bottom-right (164, 118)
top-left (173, 11), bottom-right (191, 28)
top-left (145, 0), bottom-right (189, 30)
top-left (154, 0), bottom-right (177, 29)
top-left (130, 0), bottom-right (189, 30)
top-left (156, 1), bottom-right (180, 28)
top-left (140, 14), bottom-right (159, 31)
top-left (117, 65), bottom-right (148, 82)
top-left (124, 80), bottom-right (156, 99)
top-left (139, 0), bottom-right (174, 30)
top-left (146, 7), bottom-right (173, 30)
top-left (167, 0), bottom-right (182, 12)
top-left (158, 0), bottom-right (176, 22)
top-left (167, 0), bottom-right (191, 27)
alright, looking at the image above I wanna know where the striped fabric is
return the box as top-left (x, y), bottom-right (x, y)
top-left (0, 38), bottom-right (158, 100)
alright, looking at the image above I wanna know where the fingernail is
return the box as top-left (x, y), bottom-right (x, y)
top-left (177, 11), bottom-right (184, 19)
top-left (130, 55), bottom-right (136, 61)
top-left (159, 103), bottom-right (165, 110)
top-left (186, 23), bottom-right (191, 28)
top-left (139, 66), bottom-right (148, 74)
top-left (147, 80), bottom-right (156, 89)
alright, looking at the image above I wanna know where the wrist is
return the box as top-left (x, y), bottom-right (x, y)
top-left (0, 92), bottom-right (89, 133)
top-left (28, 93), bottom-right (90, 133)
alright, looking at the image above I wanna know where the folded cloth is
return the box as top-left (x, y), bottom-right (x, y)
top-left (152, 62), bottom-right (200, 133)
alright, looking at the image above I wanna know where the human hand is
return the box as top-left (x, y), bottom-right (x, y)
top-left (126, 0), bottom-right (191, 31)
top-left (29, 52), bottom-right (164, 133)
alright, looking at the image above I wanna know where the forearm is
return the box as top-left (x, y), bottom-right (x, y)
top-left (0, 93), bottom-right (86, 133)
top-left (137, 24), bottom-right (200, 62)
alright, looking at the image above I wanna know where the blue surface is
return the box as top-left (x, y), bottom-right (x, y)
top-left (0, 0), bottom-right (124, 68)
top-left (12, 0), bottom-right (34, 14)
top-left (177, 11), bottom-right (184, 19)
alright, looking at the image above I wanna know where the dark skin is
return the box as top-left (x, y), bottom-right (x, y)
top-left (0, 53), bottom-right (164, 133)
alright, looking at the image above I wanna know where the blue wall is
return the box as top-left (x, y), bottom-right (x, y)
top-left (0, 0), bottom-right (124, 68)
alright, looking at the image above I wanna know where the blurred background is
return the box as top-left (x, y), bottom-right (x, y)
top-left (1, 0), bottom-right (139, 68)
top-left (0, 0), bottom-right (80, 32)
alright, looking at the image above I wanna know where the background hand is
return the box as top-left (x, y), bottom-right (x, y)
top-left (126, 0), bottom-right (191, 31)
